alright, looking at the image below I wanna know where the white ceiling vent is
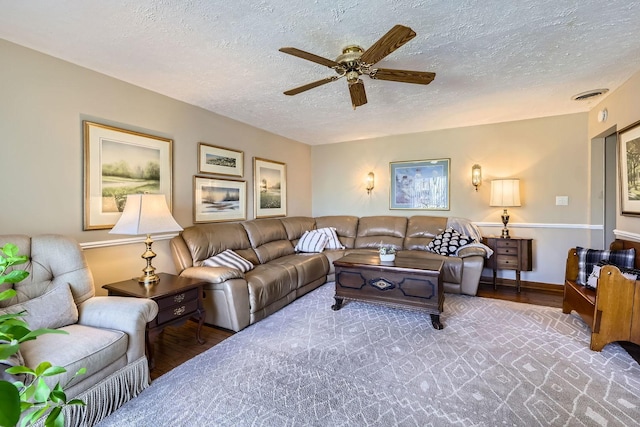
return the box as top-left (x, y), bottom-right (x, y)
top-left (571, 89), bottom-right (609, 101)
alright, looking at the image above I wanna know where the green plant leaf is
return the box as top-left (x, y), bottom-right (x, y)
top-left (0, 288), bottom-right (17, 301)
top-left (1, 270), bottom-right (29, 284)
top-left (20, 406), bottom-right (48, 427)
top-left (41, 366), bottom-right (66, 377)
top-left (67, 399), bottom-right (85, 406)
top-left (0, 340), bottom-right (20, 359)
top-left (33, 378), bottom-right (51, 403)
top-left (34, 362), bottom-right (52, 377)
top-left (0, 380), bottom-right (21, 427)
top-left (50, 387), bottom-right (66, 404)
top-left (44, 406), bottom-right (63, 427)
top-left (6, 365), bottom-right (35, 376)
top-left (20, 328), bottom-right (68, 343)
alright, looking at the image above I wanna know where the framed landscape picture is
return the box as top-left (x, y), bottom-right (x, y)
top-left (198, 143), bottom-right (244, 177)
top-left (193, 176), bottom-right (246, 223)
top-left (83, 121), bottom-right (173, 230)
top-left (619, 121), bottom-right (640, 216)
top-left (254, 157), bottom-right (287, 218)
top-left (389, 158), bottom-right (450, 210)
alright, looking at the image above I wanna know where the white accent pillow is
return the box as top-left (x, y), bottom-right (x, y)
top-left (295, 230), bottom-right (329, 253)
top-left (203, 249), bottom-right (254, 272)
top-left (316, 227), bottom-right (344, 249)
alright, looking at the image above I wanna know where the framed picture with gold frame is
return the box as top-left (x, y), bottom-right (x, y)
top-left (83, 121), bottom-right (173, 230)
top-left (253, 157), bottom-right (287, 218)
top-left (619, 120), bottom-right (640, 216)
top-left (193, 176), bottom-right (246, 223)
top-left (198, 143), bottom-right (244, 177)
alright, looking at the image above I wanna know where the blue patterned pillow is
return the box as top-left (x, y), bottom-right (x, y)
top-left (576, 247), bottom-right (635, 286)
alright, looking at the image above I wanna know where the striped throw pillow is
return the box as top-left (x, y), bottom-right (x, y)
top-left (203, 249), bottom-right (254, 272)
top-left (316, 227), bottom-right (344, 249)
top-left (295, 230), bottom-right (329, 253)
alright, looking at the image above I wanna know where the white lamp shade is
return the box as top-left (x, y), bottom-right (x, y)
top-left (489, 179), bottom-right (521, 207)
top-left (109, 194), bottom-right (183, 235)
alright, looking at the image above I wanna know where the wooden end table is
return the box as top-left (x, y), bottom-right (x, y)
top-left (483, 236), bottom-right (533, 292)
top-left (102, 273), bottom-right (206, 368)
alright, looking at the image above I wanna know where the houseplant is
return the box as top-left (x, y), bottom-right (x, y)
top-left (378, 244), bottom-right (396, 262)
top-left (0, 243), bottom-right (85, 427)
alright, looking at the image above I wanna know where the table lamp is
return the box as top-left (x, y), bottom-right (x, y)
top-left (489, 179), bottom-right (521, 238)
top-left (110, 194), bottom-right (183, 285)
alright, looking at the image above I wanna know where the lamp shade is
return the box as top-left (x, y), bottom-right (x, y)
top-left (489, 179), bottom-right (521, 207)
top-left (109, 194), bottom-right (183, 235)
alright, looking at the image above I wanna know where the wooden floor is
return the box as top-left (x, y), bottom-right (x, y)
top-left (150, 282), bottom-right (639, 379)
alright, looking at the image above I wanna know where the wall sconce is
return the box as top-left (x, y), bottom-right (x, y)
top-left (471, 164), bottom-right (482, 191)
top-left (366, 172), bottom-right (375, 195)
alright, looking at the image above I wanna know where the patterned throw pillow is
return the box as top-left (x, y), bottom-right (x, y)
top-left (586, 259), bottom-right (640, 289)
top-left (203, 249), bottom-right (254, 272)
top-left (295, 230), bottom-right (329, 253)
top-left (427, 228), bottom-right (472, 256)
top-left (315, 227), bottom-right (344, 250)
top-left (576, 247), bottom-right (635, 286)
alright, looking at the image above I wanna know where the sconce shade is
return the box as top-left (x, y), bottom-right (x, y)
top-left (366, 172), bottom-right (375, 195)
top-left (489, 179), bottom-right (521, 207)
top-left (471, 164), bottom-right (482, 190)
top-left (110, 194), bottom-right (183, 236)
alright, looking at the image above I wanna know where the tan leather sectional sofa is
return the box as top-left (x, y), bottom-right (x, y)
top-left (171, 215), bottom-right (487, 332)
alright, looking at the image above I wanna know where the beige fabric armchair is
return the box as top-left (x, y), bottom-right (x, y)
top-left (0, 234), bottom-right (158, 426)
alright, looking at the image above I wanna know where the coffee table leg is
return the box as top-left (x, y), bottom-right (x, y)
top-left (430, 314), bottom-right (443, 330)
top-left (331, 297), bottom-right (344, 311)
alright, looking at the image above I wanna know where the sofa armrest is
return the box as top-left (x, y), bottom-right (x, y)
top-left (178, 266), bottom-right (245, 283)
top-left (459, 255), bottom-right (485, 296)
top-left (457, 246), bottom-right (487, 259)
top-left (77, 296), bottom-right (158, 362)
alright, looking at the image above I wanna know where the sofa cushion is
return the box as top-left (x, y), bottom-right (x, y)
top-left (426, 228), bottom-right (472, 256)
top-left (182, 223), bottom-right (254, 264)
top-left (295, 230), bottom-right (328, 253)
top-left (280, 216), bottom-right (316, 241)
top-left (314, 216), bottom-right (359, 248)
top-left (576, 246), bottom-right (635, 286)
top-left (19, 323), bottom-right (127, 390)
top-left (245, 263), bottom-right (298, 313)
top-left (0, 283), bottom-right (78, 330)
top-left (202, 249), bottom-right (254, 272)
top-left (404, 216), bottom-right (448, 250)
top-left (315, 227), bottom-right (344, 250)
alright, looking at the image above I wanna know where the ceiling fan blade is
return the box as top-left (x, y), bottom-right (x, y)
top-left (359, 25), bottom-right (416, 65)
top-left (370, 68), bottom-right (436, 85)
top-left (283, 76), bottom-right (340, 96)
top-left (349, 80), bottom-right (367, 108)
top-left (279, 47), bottom-right (341, 68)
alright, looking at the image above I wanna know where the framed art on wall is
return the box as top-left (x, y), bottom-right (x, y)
top-left (193, 176), bottom-right (246, 223)
top-left (83, 121), bottom-right (173, 230)
top-left (389, 158), bottom-right (450, 210)
top-left (619, 120), bottom-right (640, 216)
top-left (254, 157), bottom-right (287, 218)
top-left (198, 143), bottom-right (244, 177)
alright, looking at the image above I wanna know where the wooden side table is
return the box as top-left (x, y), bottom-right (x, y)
top-left (102, 272), bottom-right (206, 368)
top-left (483, 237), bottom-right (533, 292)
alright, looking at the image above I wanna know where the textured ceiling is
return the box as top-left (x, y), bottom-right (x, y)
top-left (1, 1), bottom-right (640, 145)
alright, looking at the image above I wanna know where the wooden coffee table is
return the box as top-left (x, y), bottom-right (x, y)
top-left (332, 253), bottom-right (445, 329)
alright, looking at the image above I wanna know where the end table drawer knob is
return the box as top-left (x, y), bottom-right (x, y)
top-left (174, 306), bottom-right (186, 316)
top-left (174, 293), bottom-right (185, 303)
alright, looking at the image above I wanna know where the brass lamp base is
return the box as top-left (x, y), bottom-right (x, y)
top-left (500, 208), bottom-right (511, 239)
top-left (138, 234), bottom-right (161, 286)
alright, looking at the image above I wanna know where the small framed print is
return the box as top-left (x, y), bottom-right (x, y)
top-left (198, 143), bottom-right (244, 177)
top-left (253, 157), bottom-right (287, 218)
top-left (193, 176), bottom-right (246, 223)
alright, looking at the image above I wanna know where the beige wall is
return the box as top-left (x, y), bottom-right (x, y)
top-left (588, 70), bottom-right (640, 237)
top-left (0, 40), bottom-right (312, 293)
top-left (312, 113), bottom-right (594, 285)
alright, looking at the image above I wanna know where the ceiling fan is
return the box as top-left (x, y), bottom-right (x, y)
top-left (279, 25), bottom-right (435, 109)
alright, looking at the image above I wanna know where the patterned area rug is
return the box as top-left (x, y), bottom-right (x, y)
top-left (97, 283), bottom-right (640, 426)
